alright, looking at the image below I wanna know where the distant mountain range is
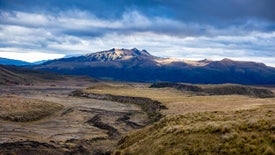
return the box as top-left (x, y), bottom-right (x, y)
top-left (0, 57), bottom-right (52, 66)
top-left (0, 56), bottom-right (83, 66)
top-left (0, 57), bottom-right (32, 66)
top-left (32, 48), bottom-right (275, 84)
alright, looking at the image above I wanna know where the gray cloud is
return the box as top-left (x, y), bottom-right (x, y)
top-left (1, 10), bottom-right (273, 39)
top-left (1, 0), bottom-right (275, 24)
top-left (154, 0), bottom-right (275, 23)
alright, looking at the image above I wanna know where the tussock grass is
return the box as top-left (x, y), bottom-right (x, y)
top-left (115, 105), bottom-right (275, 155)
top-left (0, 95), bottom-right (63, 122)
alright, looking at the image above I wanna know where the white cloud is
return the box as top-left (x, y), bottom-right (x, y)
top-left (0, 10), bottom-right (274, 66)
top-left (0, 51), bottom-right (64, 62)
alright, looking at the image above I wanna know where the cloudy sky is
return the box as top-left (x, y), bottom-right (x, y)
top-left (0, 0), bottom-right (275, 66)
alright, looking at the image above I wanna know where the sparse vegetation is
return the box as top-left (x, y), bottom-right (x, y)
top-left (115, 105), bottom-right (275, 155)
top-left (0, 95), bottom-right (63, 122)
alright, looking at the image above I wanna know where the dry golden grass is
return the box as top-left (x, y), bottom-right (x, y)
top-left (115, 105), bottom-right (275, 155)
top-left (0, 95), bottom-right (63, 122)
top-left (84, 82), bottom-right (275, 115)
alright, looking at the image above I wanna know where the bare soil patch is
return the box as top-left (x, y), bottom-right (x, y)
top-left (0, 80), bottom-right (148, 154)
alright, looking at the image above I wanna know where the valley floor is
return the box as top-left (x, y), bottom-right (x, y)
top-left (0, 80), bottom-right (274, 154)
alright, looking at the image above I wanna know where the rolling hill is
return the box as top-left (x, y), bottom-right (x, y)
top-left (0, 64), bottom-right (65, 85)
top-left (33, 48), bottom-right (275, 84)
top-left (0, 65), bottom-right (29, 85)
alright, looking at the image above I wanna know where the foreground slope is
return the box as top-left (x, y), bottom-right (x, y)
top-left (115, 105), bottom-right (275, 155)
top-left (33, 48), bottom-right (275, 84)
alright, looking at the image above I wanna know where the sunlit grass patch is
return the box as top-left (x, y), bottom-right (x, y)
top-left (114, 105), bottom-right (275, 155)
top-left (0, 95), bottom-right (63, 122)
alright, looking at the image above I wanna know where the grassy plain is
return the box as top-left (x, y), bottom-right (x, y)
top-left (84, 82), bottom-right (275, 115)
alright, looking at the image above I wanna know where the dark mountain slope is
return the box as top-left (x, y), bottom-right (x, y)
top-left (204, 58), bottom-right (275, 84)
top-left (33, 48), bottom-right (275, 84)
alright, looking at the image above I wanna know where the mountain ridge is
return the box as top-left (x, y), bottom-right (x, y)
top-left (84, 48), bottom-right (153, 61)
top-left (0, 57), bottom-right (56, 66)
top-left (33, 48), bottom-right (275, 84)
